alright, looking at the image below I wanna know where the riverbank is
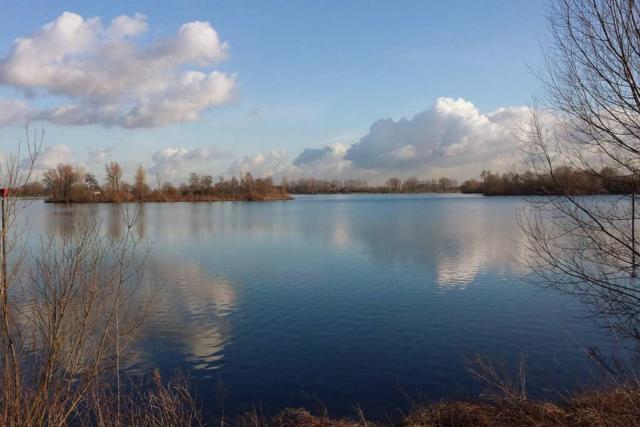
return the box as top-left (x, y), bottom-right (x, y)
top-left (233, 385), bottom-right (640, 426)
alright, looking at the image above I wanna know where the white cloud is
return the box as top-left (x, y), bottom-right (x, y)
top-left (0, 12), bottom-right (235, 128)
top-left (32, 144), bottom-right (74, 170)
top-left (150, 146), bottom-right (231, 176)
top-left (107, 13), bottom-right (149, 39)
top-left (235, 143), bottom-right (377, 182)
top-left (281, 99), bottom-right (539, 182)
top-left (194, 98), bottom-right (534, 182)
top-left (389, 145), bottom-right (416, 160)
top-left (344, 97), bottom-right (529, 175)
top-left (293, 146), bottom-right (334, 166)
top-left (87, 148), bottom-right (112, 164)
top-left (228, 149), bottom-right (291, 177)
top-left (0, 98), bottom-right (29, 125)
top-left (291, 143), bottom-right (356, 178)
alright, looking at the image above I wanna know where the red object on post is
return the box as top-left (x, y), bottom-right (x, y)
top-left (0, 188), bottom-right (9, 198)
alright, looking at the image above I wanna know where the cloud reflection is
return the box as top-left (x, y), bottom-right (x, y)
top-left (436, 251), bottom-right (487, 290)
top-left (294, 196), bottom-right (526, 291)
top-left (132, 259), bottom-right (237, 373)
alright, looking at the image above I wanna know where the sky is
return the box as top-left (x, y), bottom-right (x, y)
top-left (0, 0), bottom-right (548, 184)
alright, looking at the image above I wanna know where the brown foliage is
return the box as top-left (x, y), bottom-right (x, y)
top-left (403, 387), bottom-right (640, 427)
top-left (43, 168), bottom-right (290, 203)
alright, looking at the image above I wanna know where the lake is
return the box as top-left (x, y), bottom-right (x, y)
top-left (21, 194), bottom-right (623, 418)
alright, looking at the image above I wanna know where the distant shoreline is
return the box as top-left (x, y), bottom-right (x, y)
top-left (43, 194), bottom-right (294, 204)
top-left (26, 191), bottom-right (637, 203)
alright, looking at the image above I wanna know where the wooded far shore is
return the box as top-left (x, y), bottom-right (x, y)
top-left (10, 162), bottom-right (640, 203)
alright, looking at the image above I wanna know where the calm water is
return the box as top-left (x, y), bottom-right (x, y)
top-left (22, 194), bottom-right (623, 418)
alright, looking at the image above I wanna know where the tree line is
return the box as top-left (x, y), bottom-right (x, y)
top-left (286, 176), bottom-right (459, 194)
top-left (460, 167), bottom-right (638, 196)
top-left (15, 162), bottom-right (637, 202)
top-left (15, 162), bottom-right (290, 203)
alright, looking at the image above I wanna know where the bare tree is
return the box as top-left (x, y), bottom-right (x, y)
top-left (385, 177), bottom-right (402, 192)
top-left (84, 173), bottom-right (100, 192)
top-left (0, 123), bottom-right (43, 424)
top-left (243, 172), bottom-right (254, 200)
top-left (523, 0), bottom-right (640, 341)
top-left (134, 165), bottom-right (147, 202)
top-left (105, 162), bottom-right (123, 202)
top-left (403, 176), bottom-right (419, 192)
top-left (0, 128), bottom-right (200, 425)
top-left (43, 164), bottom-right (82, 205)
top-left (154, 172), bottom-right (162, 192)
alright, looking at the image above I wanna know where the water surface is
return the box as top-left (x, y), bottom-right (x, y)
top-left (23, 194), bottom-right (622, 418)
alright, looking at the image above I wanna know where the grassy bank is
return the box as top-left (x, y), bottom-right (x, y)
top-left (232, 386), bottom-right (640, 426)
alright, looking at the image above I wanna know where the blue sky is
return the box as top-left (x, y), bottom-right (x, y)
top-left (0, 1), bottom-right (548, 182)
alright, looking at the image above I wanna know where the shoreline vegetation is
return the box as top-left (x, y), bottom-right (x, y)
top-left (287, 167), bottom-right (640, 197)
top-left (16, 162), bottom-right (291, 203)
top-left (15, 163), bottom-right (636, 204)
top-left (239, 385), bottom-right (640, 426)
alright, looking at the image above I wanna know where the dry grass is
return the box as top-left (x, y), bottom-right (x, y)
top-left (403, 386), bottom-right (640, 427)
top-left (229, 386), bottom-right (640, 427)
top-left (109, 371), bottom-right (203, 427)
top-left (175, 382), bottom-right (635, 427)
top-left (236, 408), bottom-right (362, 427)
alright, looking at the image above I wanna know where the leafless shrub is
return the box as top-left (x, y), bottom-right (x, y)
top-left (0, 129), bottom-right (201, 426)
top-left (521, 0), bottom-right (640, 344)
top-left (0, 203), bottom-right (151, 425)
top-left (465, 353), bottom-right (528, 403)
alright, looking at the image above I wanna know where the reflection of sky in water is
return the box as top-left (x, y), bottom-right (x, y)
top-left (433, 203), bottom-right (527, 289)
top-left (437, 251), bottom-right (487, 289)
top-left (131, 260), bottom-right (236, 376)
top-left (16, 195), bottom-right (627, 418)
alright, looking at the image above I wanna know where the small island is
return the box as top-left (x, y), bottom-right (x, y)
top-left (17, 162), bottom-right (290, 203)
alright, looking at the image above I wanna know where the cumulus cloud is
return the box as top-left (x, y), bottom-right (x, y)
top-left (0, 98), bottom-right (29, 125)
top-left (232, 143), bottom-right (366, 181)
top-left (228, 150), bottom-right (291, 177)
top-left (221, 99), bottom-right (534, 182)
top-left (150, 146), bottom-right (231, 176)
top-left (270, 98), bottom-right (539, 182)
top-left (345, 97), bottom-right (528, 173)
top-left (87, 148), bottom-right (112, 164)
top-left (31, 144), bottom-right (74, 170)
top-left (293, 146), bottom-right (333, 166)
top-left (291, 143), bottom-right (356, 177)
top-left (0, 12), bottom-right (235, 128)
